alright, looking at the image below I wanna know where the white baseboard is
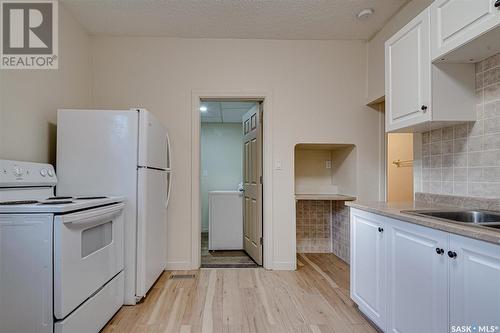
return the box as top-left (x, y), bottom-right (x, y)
top-left (165, 261), bottom-right (194, 270)
top-left (271, 261), bottom-right (296, 270)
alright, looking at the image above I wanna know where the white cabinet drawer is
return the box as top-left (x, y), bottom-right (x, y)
top-left (54, 271), bottom-right (124, 333)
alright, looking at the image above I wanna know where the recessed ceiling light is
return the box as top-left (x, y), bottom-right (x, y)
top-left (357, 8), bottom-right (374, 20)
top-left (200, 105), bottom-right (208, 112)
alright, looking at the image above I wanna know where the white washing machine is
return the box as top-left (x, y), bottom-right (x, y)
top-left (208, 190), bottom-right (243, 250)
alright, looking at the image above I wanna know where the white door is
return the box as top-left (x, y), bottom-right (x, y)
top-left (350, 209), bottom-right (387, 330)
top-left (431, 0), bottom-right (500, 60)
top-left (385, 8), bottom-right (431, 132)
top-left (138, 109), bottom-right (169, 170)
top-left (242, 104), bottom-right (263, 265)
top-left (137, 168), bottom-right (168, 298)
top-left (386, 220), bottom-right (448, 333)
top-left (449, 234), bottom-right (500, 328)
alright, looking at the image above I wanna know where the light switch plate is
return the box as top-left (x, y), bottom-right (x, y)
top-left (275, 160), bottom-right (282, 170)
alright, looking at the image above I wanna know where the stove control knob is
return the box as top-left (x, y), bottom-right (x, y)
top-left (13, 167), bottom-right (23, 177)
top-left (40, 169), bottom-right (48, 177)
top-left (48, 170), bottom-right (54, 177)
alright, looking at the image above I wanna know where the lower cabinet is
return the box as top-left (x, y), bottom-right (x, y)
top-left (449, 234), bottom-right (500, 329)
top-left (350, 208), bottom-right (500, 333)
top-left (350, 209), bottom-right (386, 330)
top-left (386, 221), bottom-right (448, 333)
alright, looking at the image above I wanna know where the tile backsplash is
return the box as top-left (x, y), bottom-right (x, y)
top-left (419, 53), bottom-right (500, 198)
top-left (296, 200), bottom-right (350, 263)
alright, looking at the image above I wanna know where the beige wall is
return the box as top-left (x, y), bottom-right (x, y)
top-left (366, 0), bottom-right (432, 103)
top-left (90, 37), bottom-right (382, 269)
top-left (387, 133), bottom-right (414, 202)
top-left (0, 6), bottom-right (92, 164)
top-left (295, 146), bottom-right (357, 196)
top-left (295, 149), bottom-right (337, 194)
top-left (201, 123), bottom-right (243, 231)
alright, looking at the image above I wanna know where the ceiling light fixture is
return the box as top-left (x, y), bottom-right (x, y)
top-left (199, 105), bottom-right (208, 112)
top-left (357, 8), bottom-right (374, 20)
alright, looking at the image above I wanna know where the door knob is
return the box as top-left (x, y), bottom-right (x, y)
top-left (378, 227), bottom-right (384, 233)
top-left (435, 248), bottom-right (444, 255)
top-left (421, 105), bottom-right (428, 113)
top-left (495, 0), bottom-right (500, 8)
top-left (447, 251), bottom-right (458, 259)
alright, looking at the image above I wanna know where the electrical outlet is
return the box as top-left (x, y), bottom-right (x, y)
top-left (325, 160), bottom-right (332, 169)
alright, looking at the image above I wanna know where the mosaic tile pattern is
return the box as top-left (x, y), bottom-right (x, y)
top-left (331, 201), bottom-right (350, 263)
top-left (296, 200), bottom-right (350, 263)
top-left (296, 200), bottom-right (331, 253)
top-left (418, 53), bottom-right (500, 198)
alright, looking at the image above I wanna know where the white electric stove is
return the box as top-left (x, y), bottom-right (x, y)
top-left (0, 160), bottom-right (125, 333)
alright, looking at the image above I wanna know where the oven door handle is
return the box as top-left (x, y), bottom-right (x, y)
top-left (61, 203), bottom-right (125, 226)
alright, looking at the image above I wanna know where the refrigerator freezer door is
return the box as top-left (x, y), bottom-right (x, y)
top-left (136, 168), bottom-right (168, 298)
top-left (138, 109), bottom-right (169, 170)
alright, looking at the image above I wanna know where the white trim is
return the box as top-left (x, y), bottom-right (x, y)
top-left (272, 261), bottom-right (296, 270)
top-left (165, 261), bottom-right (193, 270)
top-left (191, 90), bottom-right (274, 270)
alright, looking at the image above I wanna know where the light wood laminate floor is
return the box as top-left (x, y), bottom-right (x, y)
top-left (102, 253), bottom-right (377, 333)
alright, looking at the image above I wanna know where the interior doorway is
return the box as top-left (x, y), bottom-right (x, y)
top-left (199, 99), bottom-right (263, 268)
top-left (387, 133), bottom-right (414, 202)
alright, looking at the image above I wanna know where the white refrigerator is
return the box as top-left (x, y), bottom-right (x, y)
top-left (56, 108), bottom-right (172, 304)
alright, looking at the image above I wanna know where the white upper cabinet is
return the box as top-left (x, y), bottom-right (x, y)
top-left (385, 7), bottom-right (476, 133)
top-left (449, 234), bottom-right (500, 328)
top-left (431, 0), bottom-right (500, 62)
top-left (350, 209), bottom-right (386, 331)
top-left (385, 8), bottom-right (431, 132)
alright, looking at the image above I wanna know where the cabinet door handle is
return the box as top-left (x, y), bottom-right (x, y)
top-left (447, 251), bottom-right (458, 259)
top-left (378, 227), bottom-right (384, 233)
top-left (435, 248), bottom-right (444, 255)
top-left (495, 0), bottom-right (500, 8)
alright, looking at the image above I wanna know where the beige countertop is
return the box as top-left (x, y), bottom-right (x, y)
top-left (295, 194), bottom-right (356, 201)
top-left (346, 201), bottom-right (500, 245)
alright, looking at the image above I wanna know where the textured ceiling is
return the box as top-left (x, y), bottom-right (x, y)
top-left (201, 101), bottom-right (257, 123)
top-left (61, 0), bottom-right (410, 40)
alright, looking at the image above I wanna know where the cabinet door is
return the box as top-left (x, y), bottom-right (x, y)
top-left (431, 0), bottom-right (500, 60)
top-left (449, 234), bottom-right (500, 329)
top-left (385, 8), bottom-right (431, 132)
top-left (350, 209), bottom-right (386, 330)
top-left (386, 220), bottom-right (448, 333)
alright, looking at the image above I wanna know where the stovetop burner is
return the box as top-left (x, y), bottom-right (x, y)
top-left (0, 200), bottom-right (39, 205)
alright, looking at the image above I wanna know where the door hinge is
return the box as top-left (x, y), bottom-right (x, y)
top-left (260, 237), bottom-right (263, 245)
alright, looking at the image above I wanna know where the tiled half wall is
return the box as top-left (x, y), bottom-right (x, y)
top-left (296, 200), bottom-right (350, 262)
top-left (417, 53), bottom-right (500, 198)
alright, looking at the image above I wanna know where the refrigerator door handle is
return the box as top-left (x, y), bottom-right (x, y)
top-left (165, 132), bottom-right (172, 209)
top-left (166, 132), bottom-right (172, 171)
top-left (165, 171), bottom-right (172, 209)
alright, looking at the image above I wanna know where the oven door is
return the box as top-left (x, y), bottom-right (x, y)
top-left (53, 203), bottom-right (125, 319)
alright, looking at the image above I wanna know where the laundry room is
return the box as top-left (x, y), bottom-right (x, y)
top-left (199, 100), bottom-right (260, 268)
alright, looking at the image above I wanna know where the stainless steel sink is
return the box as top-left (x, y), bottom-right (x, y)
top-left (402, 210), bottom-right (500, 229)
